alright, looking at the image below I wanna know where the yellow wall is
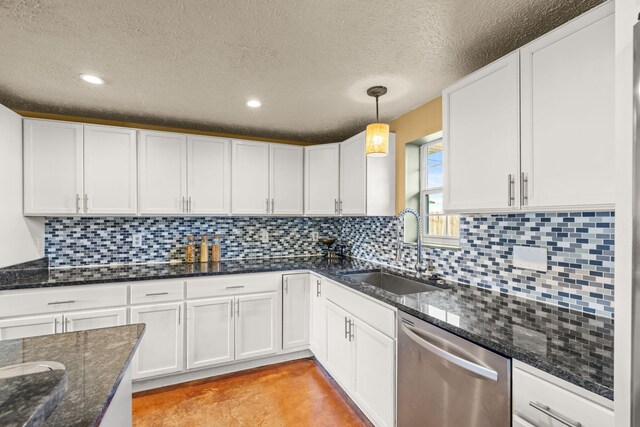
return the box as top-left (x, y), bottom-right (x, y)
top-left (15, 110), bottom-right (313, 146)
top-left (389, 96), bottom-right (442, 213)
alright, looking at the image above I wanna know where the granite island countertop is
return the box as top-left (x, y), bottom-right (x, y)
top-left (0, 256), bottom-right (614, 401)
top-left (0, 324), bottom-right (144, 426)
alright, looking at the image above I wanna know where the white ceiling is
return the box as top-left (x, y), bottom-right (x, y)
top-left (0, 0), bottom-right (603, 142)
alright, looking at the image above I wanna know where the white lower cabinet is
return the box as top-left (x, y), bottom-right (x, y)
top-left (64, 307), bottom-right (127, 332)
top-left (351, 317), bottom-right (395, 427)
top-left (0, 314), bottom-right (62, 340)
top-left (130, 302), bottom-right (184, 380)
top-left (186, 297), bottom-right (235, 370)
top-left (512, 361), bottom-right (613, 427)
top-left (324, 298), bottom-right (396, 427)
top-left (282, 274), bottom-right (310, 350)
top-left (309, 274), bottom-right (326, 362)
top-left (235, 293), bottom-right (277, 360)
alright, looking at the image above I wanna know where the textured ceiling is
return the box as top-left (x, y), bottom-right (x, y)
top-left (0, 0), bottom-right (604, 143)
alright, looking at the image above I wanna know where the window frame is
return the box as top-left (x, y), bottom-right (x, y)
top-left (419, 138), bottom-right (460, 248)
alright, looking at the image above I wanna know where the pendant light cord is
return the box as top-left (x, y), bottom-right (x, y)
top-left (375, 96), bottom-right (379, 122)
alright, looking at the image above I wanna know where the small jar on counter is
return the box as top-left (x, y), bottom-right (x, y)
top-left (185, 235), bottom-right (195, 264)
top-left (211, 234), bottom-right (221, 262)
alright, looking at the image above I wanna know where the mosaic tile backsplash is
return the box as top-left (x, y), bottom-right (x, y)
top-left (45, 217), bottom-right (339, 266)
top-left (45, 211), bottom-right (614, 318)
top-left (341, 212), bottom-right (614, 318)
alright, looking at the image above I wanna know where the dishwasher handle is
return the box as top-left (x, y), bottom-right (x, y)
top-left (400, 322), bottom-right (498, 381)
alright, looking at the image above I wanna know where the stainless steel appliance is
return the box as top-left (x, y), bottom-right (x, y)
top-left (397, 311), bottom-right (511, 427)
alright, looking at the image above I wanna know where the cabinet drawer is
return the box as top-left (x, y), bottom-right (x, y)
top-left (186, 272), bottom-right (281, 299)
top-left (513, 365), bottom-right (613, 427)
top-left (323, 279), bottom-right (395, 338)
top-left (0, 285), bottom-right (127, 318)
top-left (130, 280), bottom-right (184, 304)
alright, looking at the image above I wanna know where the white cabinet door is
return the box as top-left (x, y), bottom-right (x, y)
top-left (323, 300), bottom-right (352, 389)
top-left (23, 119), bottom-right (83, 215)
top-left (186, 297), bottom-right (234, 370)
top-left (187, 135), bottom-right (231, 215)
top-left (64, 307), bottom-right (127, 333)
top-left (309, 275), bottom-right (326, 362)
top-left (84, 125), bottom-right (137, 215)
top-left (443, 52), bottom-right (520, 213)
top-left (138, 131), bottom-right (187, 215)
top-left (0, 314), bottom-right (62, 340)
top-left (130, 302), bottom-right (184, 379)
top-left (340, 134), bottom-right (366, 215)
top-left (351, 317), bottom-right (395, 427)
top-left (282, 274), bottom-right (310, 350)
top-left (270, 144), bottom-right (303, 215)
top-left (235, 293), bottom-right (276, 360)
top-left (304, 144), bottom-right (340, 215)
top-left (231, 140), bottom-right (270, 215)
top-left (520, 3), bottom-right (614, 210)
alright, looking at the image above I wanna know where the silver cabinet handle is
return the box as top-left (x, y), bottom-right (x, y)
top-left (225, 285), bottom-right (245, 289)
top-left (181, 196), bottom-right (186, 213)
top-left (316, 280), bottom-right (321, 297)
top-left (84, 194), bottom-right (88, 213)
top-left (529, 402), bottom-right (581, 427)
top-left (48, 300), bottom-right (76, 305)
top-left (334, 199), bottom-right (338, 214)
top-left (178, 304), bottom-right (181, 325)
top-left (271, 198), bottom-right (274, 213)
top-left (230, 301), bottom-right (233, 318)
top-left (344, 316), bottom-right (349, 339)
top-left (339, 200), bottom-right (343, 214)
top-left (266, 198), bottom-right (270, 214)
top-left (284, 278), bottom-right (289, 294)
top-left (236, 300), bottom-right (240, 317)
top-left (187, 197), bottom-right (191, 213)
top-left (507, 174), bottom-right (514, 206)
top-left (145, 292), bottom-right (169, 296)
top-left (521, 172), bottom-right (529, 206)
top-left (53, 317), bottom-right (59, 333)
top-left (348, 319), bottom-right (354, 342)
top-left (64, 317), bottom-right (69, 333)
top-left (400, 322), bottom-right (498, 381)
top-left (75, 194), bottom-right (81, 213)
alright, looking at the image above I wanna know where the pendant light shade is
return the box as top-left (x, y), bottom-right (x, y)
top-left (365, 122), bottom-right (390, 157)
top-left (365, 86), bottom-right (389, 157)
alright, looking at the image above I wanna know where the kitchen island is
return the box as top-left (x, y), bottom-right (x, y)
top-left (0, 324), bottom-right (144, 426)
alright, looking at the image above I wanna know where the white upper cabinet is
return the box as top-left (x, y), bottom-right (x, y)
top-left (444, 2), bottom-right (614, 213)
top-left (520, 2), bottom-right (614, 210)
top-left (84, 125), bottom-right (137, 215)
top-left (340, 134), bottom-right (367, 215)
top-left (187, 135), bottom-right (231, 215)
top-left (138, 130), bottom-right (188, 215)
top-left (231, 140), bottom-right (270, 215)
top-left (305, 143), bottom-right (341, 215)
top-left (443, 52), bottom-right (521, 213)
top-left (24, 119), bottom-right (84, 215)
top-left (270, 144), bottom-right (304, 215)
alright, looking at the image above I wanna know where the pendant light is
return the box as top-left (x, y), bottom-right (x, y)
top-left (365, 86), bottom-right (389, 157)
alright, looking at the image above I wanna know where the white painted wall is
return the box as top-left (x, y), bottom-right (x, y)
top-left (0, 104), bottom-right (44, 268)
top-left (614, 0), bottom-right (639, 425)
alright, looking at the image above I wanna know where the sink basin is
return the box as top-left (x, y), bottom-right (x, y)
top-left (343, 272), bottom-right (445, 295)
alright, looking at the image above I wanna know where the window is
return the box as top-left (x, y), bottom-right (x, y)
top-left (420, 138), bottom-right (459, 247)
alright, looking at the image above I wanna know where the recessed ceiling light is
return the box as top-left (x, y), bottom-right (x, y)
top-left (80, 74), bottom-right (105, 85)
top-left (246, 99), bottom-right (261, 108)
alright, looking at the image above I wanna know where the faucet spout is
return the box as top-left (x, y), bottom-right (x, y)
top-left (395, 208), bottom-right (428, 274)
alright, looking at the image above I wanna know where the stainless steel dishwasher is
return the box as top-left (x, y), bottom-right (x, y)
top-left (398, 311), bottom-right (511, 427)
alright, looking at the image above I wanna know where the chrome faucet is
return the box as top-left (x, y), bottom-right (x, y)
top-left (396, 208), bottom-right (428, 273)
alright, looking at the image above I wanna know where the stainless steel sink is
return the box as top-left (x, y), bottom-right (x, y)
top-left (343, 271), bottom-right (445, 295)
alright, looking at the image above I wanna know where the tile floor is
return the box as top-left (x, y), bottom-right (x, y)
top-left (132, 358), bottom-right (371, 426)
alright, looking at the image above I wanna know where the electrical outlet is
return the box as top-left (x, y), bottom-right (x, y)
top-left (260, 229), bottom-right (269, 243)
top-left (311, 231), bottom-right (319, 241)
top-left (132, 235), bottom-right (143, 248)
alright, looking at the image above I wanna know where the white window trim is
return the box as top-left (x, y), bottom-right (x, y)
top-left (420, 140), bottom-right (460, 248)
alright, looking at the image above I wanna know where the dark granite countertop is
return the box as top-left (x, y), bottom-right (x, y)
top-left (0, 256), bottom-right (613, 401)
top-left (0, 324), bottom-right (145, 426)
